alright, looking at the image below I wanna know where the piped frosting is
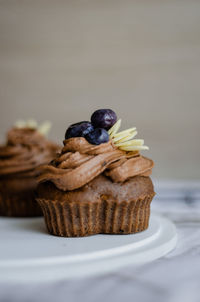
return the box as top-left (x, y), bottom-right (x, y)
top-left (37, 137), bottom-right (154, 191)
top-left (0, 128), bottom-right (60, 177)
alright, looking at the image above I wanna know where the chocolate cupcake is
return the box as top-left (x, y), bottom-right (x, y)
top-left (0, 121), bottom-right (60, 217)
top-left (37, 110), bottom-right (155, 237)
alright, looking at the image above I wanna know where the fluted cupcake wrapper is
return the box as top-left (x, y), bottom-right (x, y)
top-left (37, 195), bottom-right (154, 237)
top-left (0, 191), bottom-right (42, 217)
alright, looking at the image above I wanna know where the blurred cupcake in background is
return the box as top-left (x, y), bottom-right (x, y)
top-left (0, 119), bottom-right (60, 217)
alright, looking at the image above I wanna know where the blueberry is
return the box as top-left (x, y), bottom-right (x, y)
top-left (85, 128), bottom-right (109, 145)
top-left (91, 109), bottom-right (117, 130)
top-left (65, 121), bottom-right (94, 139)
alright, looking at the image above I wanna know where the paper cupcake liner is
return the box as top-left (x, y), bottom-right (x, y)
top-left (37, 194), bottom-right (154, 237)
top-left (0, 191), bottom-right (42, 217)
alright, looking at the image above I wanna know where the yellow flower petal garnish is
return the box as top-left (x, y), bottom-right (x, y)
top-left (113, 127), bottom-right (136, 138)
top-left (108, 119), bottom-right (121, 138)
top-left (15, 120), bottom-right (27, 128)
top-left (15, 119), bottom-right (52, 137)
top-left (26, 119), bottom-right (38, 129)
top-left (112, 130), bottom-right (137, 143)
top-left (118, 145), bottom-right (149, 151)
top-left (115, 139), bottom-right (144, 147)
top-left (38, 121), bottom-right (52, 136)
top-left (109, 120), bottom-right (149, 152)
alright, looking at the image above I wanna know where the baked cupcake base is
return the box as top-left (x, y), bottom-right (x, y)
top-left (0, 192), bottom-right (42, 217)
top-left (37, 175), bottom-right (155, 237)
top-left (0, 176), bottom-right (42, 217)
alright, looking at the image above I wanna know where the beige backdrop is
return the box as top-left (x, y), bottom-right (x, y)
top-left (0, 0), bottom-right (200, 179)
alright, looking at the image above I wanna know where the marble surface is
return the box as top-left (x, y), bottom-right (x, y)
top-left (0, 180), bottom-right (200, 302)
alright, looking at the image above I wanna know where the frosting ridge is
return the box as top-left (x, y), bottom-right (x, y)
top-left (37, 137), bottom-right (154, 191)
top-left (0, 128), bottom-right (59, 176)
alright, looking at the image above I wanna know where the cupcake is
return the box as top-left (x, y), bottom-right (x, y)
top-left (37, 109), bottom-right (155, 237)
top-left (0, 120), bottom-right (60, 217)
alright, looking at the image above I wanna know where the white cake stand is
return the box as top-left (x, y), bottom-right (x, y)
top-left (0, 213), bottom-right (177, 283)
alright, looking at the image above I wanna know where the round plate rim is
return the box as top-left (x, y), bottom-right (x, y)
top-left (0, 213), bottom-right (177, 282)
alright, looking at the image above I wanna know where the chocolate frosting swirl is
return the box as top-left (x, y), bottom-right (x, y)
top-left (37, 137), bottom-right (154, 191)
top-left (0, 128), bottom-right (60, 177)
